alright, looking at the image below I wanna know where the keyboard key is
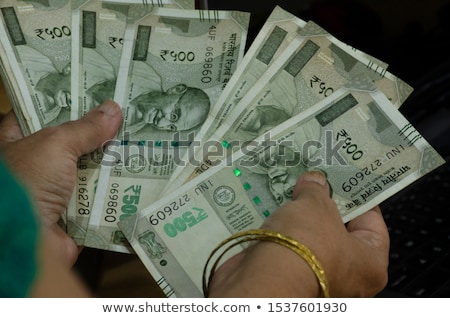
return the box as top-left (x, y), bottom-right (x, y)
top-left (406, 268), bottom-right (450, 297)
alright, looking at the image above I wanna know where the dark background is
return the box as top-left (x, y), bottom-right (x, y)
top-left (207, 0), bottom-right (450, 85)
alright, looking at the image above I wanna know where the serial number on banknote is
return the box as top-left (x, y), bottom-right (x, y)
top-left (77, 175), bottom-right (90, 216)
top-left (149, 194), bottom-right (191, 226)
top-left (106, 183), bottom-right (142, 223)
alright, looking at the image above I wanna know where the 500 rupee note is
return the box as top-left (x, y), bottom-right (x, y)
top-left (166, 6), bottom-right (391, 192)
top-left (165, 5), bottom-right (308, 189)
top-left (71, 0), bottom-right (195, 122)
top-left (68, 0), bottom-right (196, 244)
top-left (0, 0), bottom-right (72, 131)
top-left (85, 7), bottom-right (250, 253)
top-left (118, 80), bottom-right (444, 297)
top-left (167, 20), bottom-right (413, 190)
top-left (0, 44), bottom-right (34, 135)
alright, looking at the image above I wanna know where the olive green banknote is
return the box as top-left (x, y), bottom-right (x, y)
top-left (0, 0), bottom-right (72, 133)
top-left (68, 0), bottom-right (195, 245)
top-left (85, 6), bottom-right (250, 253)
top-left (118, 81), bottom-right (445, 297)
top-left (165, 19), bottom-right (413, 192)
top-left (167, 5), bottom-right (391, 188)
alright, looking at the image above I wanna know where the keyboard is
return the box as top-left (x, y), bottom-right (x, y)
top-left (378, 157), bottom-right (450, 297)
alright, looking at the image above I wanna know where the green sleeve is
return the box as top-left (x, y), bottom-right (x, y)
top-left (0, 158), bottom-right (39, 297)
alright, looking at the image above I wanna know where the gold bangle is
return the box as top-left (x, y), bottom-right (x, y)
top-left (203, 229), bottom-right (329, 298)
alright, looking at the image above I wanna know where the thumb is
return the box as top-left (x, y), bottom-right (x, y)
top-left (0, 110), bottom-right (23, 143)
top-left (59, 100), bottom-right (122, 157)
top-left (262, 170), bottom-right (339, 240)
top-left (292, 170), bottom-right (331, 202)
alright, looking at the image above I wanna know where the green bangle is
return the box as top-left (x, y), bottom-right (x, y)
top-left (203, 229), bottom-right (329, 298)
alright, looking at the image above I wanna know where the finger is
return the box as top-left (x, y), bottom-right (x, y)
top-left (264, 170), bottom-right (341, 237)
top-left (0, 110), bottom-right (23, 143)
top-left (347, 206), bottom-right (387, 235)
top-left (58, 100), bottom-right (122, 157)
top-left (346, 206), bottom-right (390, 295)
top-left (281, 171), bottom-right (350, 245)
top-left (347, 206), bottom-right (390, 248)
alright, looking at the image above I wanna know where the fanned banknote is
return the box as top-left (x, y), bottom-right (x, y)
top-left (165, 19), bottom-right (413, 191)
top-left (0, 0), bottom-right (73, 231)
top-left (0, 0), bottom-right (72, 132)
top-left (69, 0), bottom-right (130, 244)
top-left (85, 7), bottom-right (250, 253)
top-left (165, 6), bottom-right (308, 190)
top-left (71, 0), bottom-right (195, 121)
top-left (118, 81), bottom-right (445, 297)
top-left (166, 6), bottom-right (391, 189)
top-left (68, 0), bottom-right (195, 245)
top-left (0, 43), bottom-right (34, 136)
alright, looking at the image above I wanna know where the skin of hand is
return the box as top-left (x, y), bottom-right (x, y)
top-left (0, 101), bottom-right (122, 268)
top-left (208, 171), bottom-right (390, 298)
top-left (0, 103), bottom-right (389, 297)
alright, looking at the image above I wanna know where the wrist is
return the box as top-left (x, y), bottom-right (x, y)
top-left (206, 230), bottom-right (328, 298)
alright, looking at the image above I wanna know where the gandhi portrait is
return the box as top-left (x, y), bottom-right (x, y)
top-left (125, 83), bottom-right (210, 136)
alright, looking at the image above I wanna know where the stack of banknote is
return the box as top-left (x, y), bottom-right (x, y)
top-left (0, 0), bottom-right (445, 297)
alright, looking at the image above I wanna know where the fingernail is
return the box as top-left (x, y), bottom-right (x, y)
top-left (97, 100), bottom-right (120, 116)
top-left (301, 170), bottom-right (328, 186)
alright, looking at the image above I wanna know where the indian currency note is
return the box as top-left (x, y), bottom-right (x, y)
top-left (213, 21), bottom-right (414, 141)
top-left (85, 7), bottom-right (250, 253)
top-left (0, 0), bottom-right (73, 231)
top-left (118, 81), bottom-right (445, 297)
top-left (71, 0), bottom-right (196, 122)
top-left (165, 6), bottom-right (308, 190)
top-left (68, 0), bottom-right (130, 245)
top-left (0, 0), bottom-right (72, 131)
top-left (0, 48), bottom-right (34, 135)
top-left (167, 20), bottom-right (414, 191)
top-left (67, 0), bottom-right (194, 245)
top-left (166, 6), bottom-right (391, 192)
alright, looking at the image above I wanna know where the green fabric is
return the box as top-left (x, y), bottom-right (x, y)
top-left (0, 158), bottom-right (39, 297)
